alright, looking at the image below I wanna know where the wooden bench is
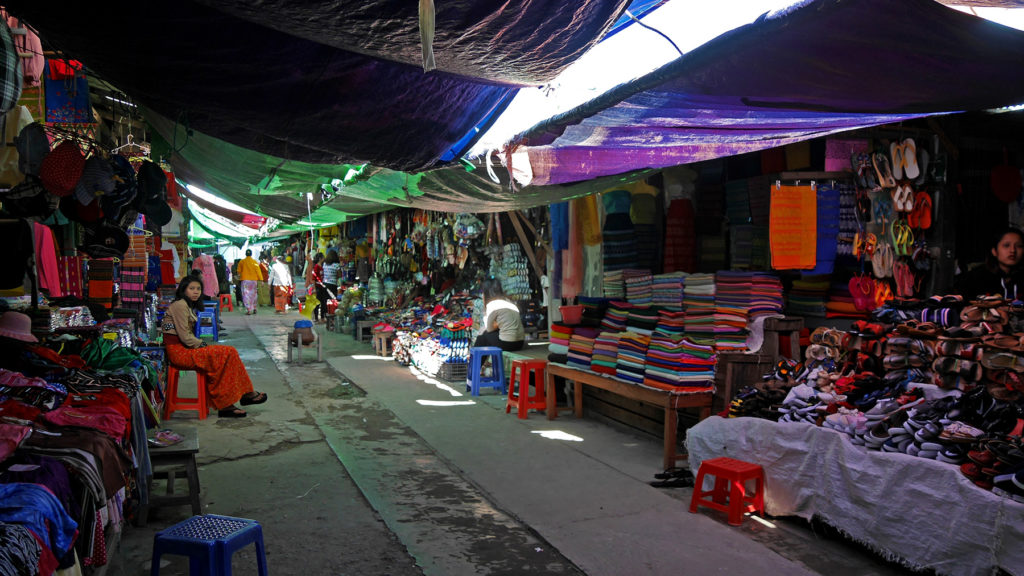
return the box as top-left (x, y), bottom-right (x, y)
top-left (544, 363), bottom-right (713, 470)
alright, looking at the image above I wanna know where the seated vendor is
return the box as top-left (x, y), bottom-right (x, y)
top-left (955, 227), bottom-right (1024, 300)
top-left (162, 276), bottom-right (268, 417)
top-left (473, 279), bottom-right (525, 352)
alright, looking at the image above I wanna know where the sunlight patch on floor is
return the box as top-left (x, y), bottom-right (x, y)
top-left (531, 430), bottom-right (584, 442)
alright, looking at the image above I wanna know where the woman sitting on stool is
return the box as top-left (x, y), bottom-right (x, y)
top-left (162, 276), bottom-right (268, 418)
top-left (473, 279), bottom-right (525, 352)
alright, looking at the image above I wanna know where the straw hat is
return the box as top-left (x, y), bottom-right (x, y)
top-left (0, 311), bottom-right (37, 342)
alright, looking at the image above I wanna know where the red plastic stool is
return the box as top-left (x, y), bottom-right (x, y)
top-left (219, 293), bottom-right (234, 312)
top-left (505, 359), bottom-right (547, 419)
top-left (164, 366), bottom-right (210, 420)
top-left (689, 456), bottom-right (765, 526)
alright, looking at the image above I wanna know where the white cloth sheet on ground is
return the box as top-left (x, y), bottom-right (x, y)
top-left (686, 416), bottom-right (1024, 576)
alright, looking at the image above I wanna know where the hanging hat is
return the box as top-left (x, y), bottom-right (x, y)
top-left (72, 155), bottom-right (116, 205)
top-left (14, 123), bottom-right (49, 176)
top-left (1, 177), bottom-right (58, 218)
top-left (0, 311), bottom-right (38, 342)
top-left (39, 141), bottom-right (86, 197)
top-left (137, 160), bottom-right (166, 204)
top-left (144, 198), bottom-right (172, 227)
top-left (0, 175), bottom-right (46, 199)
top-left (79, 221), bottom-right (129, 259)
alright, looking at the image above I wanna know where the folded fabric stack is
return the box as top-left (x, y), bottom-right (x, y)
top-left (566, 327), bottom-right (601, 370)
top-left (787, 276), bottom-right (830, 318)
top-left (749, 273), bottom-right (785, 319)
top-left (683, 273), bottom-right (716, 346)
top-left (549, 322), bottom-right (574, 356)
top-left (615, 332), bottom-right (650, 384)
top-left (643, 336), bottom-right (717, 391)
top-left (652, 272), bottom-right (686, 310)
top-left (748, 176), bottom-right (772, 226)
top-left (729, 224), bottom-right (755, 269)
top-left (599, 301), bottom-right (631, 332)
top-left (578, 296), bottom-right (610, 327)
top-left (625, 306), bottom-right (659, 337)
top-left (698, 234), bottom-right (727, 271)
top-left (725, 180), bottom-right (751, 225)
top-left (603, 270), bottom-right (625, 299)
top-left (590, 332), bottom-right (622, 375)
top-left (714, 271), bottom-right (753, 351)
top-left (653, 310), bottom-right (686, 338)
top-left (623, 269), bottom-right (652, 305)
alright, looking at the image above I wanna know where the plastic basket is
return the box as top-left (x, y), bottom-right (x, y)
top-left (559, 305), bottom-right (584, 325)
top-left (437, 362), bottom-right (468, 383)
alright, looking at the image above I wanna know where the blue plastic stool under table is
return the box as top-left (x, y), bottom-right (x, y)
top-left (467, 346), bottom-right (505, 396)
top-left (150, 514), bottom-right (268, 576)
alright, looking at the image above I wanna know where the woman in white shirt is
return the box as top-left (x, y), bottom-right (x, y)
top-left (474, 279), bottom-right (525, 351)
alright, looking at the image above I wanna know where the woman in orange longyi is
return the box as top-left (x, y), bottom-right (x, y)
top-left (162, 276), bottom-right (268, 417)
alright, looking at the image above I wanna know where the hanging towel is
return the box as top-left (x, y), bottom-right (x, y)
top-left (770, 183), bottom-right (817, 270)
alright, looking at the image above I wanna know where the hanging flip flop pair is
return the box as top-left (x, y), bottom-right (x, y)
top-left (907, 190), bottom-right (933, 229)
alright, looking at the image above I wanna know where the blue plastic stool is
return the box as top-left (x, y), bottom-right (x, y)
top-left (151, 514), bottom-right (268, 576)
top-left (467, 347), bottom-right (505, 396)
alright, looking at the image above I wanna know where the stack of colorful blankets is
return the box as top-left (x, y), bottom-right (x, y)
top-left (590, 332), bottom-right (622, 375)
top-left (549, 322), bottom-right (574, 358)
top-left (566, 327), bottom-right (601, 370)
top-left (652, 272), bottom-right (686, 310)
top-left (683, 273), bottom-right (716, 346)
top-left (600, 301), bottom-right (631, 332)
top-left (623, 269), bottom-right (652, 305)
top-left (615, 332), bottom-right (650, 384)
top-left (625, 306), bottom-right (659, 337)
top-left (603, 270), bottom-right (624, 299)
top-left (643, 336), bottom-right (717, 391)
top-left (714, 271), bottom-right (755, 352)
top-left (653, 310), bottom-right (686, 338)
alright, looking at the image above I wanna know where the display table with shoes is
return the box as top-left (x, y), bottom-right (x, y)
top-left (685, 416), bottom-right (1024, 576)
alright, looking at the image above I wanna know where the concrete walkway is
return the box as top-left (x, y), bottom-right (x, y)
top-left (110, 307), bottom-right (910, 576)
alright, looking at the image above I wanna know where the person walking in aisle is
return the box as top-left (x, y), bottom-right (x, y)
top-left (322, 251), bottom-right (341, 313)
top-left (236, 249), bottom-right (264, 315)
top-left (268, 255), bottom-right (294, 314)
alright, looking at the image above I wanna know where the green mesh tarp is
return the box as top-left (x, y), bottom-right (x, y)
top-left (151, 108), bottom-right (654, 225)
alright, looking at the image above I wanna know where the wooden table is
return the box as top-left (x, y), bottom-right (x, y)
top-left (544, 363), bottom-right (713, 470)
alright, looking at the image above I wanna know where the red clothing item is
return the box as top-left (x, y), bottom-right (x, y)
top-left (165, 343), bottom-right (255, 410)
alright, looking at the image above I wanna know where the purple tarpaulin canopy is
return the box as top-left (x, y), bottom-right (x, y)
top-left (510, 0), bottom-right (1024, 186)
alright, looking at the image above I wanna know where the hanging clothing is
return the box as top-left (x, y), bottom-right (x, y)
top-left (191, 253), bottom-right (218, 298)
